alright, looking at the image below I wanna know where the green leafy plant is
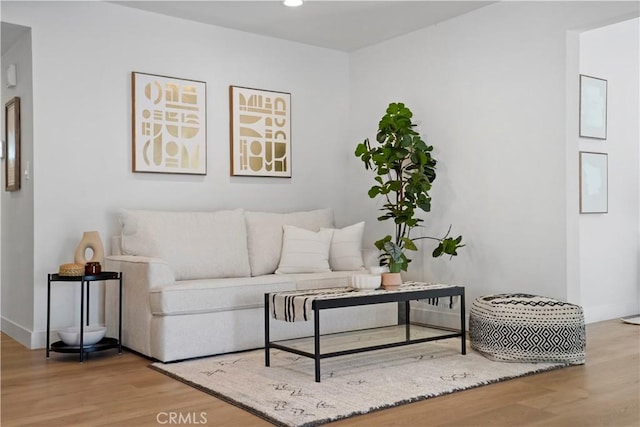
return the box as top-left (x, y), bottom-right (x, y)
top-left (355, 102), bottom-right (464, 273)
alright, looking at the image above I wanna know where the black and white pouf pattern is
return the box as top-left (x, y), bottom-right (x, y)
top-left (469, 293), bottom-right (586, 365)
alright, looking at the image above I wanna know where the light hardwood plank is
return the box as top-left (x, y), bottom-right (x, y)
top-left (1, 319), bottom-right (638, 426)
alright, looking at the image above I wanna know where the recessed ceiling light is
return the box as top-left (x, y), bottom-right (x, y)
top-left (283, 0), bottom-right (303, 7)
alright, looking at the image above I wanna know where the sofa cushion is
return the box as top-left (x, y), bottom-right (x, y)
top-left (322, 222), bottom-right (366, 271)
top-left (119, 209), bottom-right (251, 281)
top-left (275, 226), bottom-right (333, 274)
top-left (245, 209), bottom-right (334, 276)
top-left (149, 275), bottom-right (297, 316)
top-left (282, 270), bottom-right (358, 290)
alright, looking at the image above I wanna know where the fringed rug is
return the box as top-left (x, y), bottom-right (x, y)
top-left (151, 338), bottom-right (572, 427)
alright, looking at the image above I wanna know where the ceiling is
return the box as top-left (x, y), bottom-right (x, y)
top-left (111, 1), bottom-right (495, 52)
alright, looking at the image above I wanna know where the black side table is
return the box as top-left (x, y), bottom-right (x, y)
top-left (46, 271), bottom-right (123, 362)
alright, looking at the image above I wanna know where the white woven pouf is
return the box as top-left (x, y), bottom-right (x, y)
top-left (469, 293), bottom-right (586, 364)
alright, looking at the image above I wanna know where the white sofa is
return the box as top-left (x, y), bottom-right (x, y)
top-left (105, 208), bottom-right (396, 362)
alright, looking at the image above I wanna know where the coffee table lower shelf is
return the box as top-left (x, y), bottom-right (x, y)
top-left (265, 285), bottom-right (466, 382)
top-left (268, 327), bottom-right (462, 381)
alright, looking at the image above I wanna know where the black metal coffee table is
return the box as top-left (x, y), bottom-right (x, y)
top-left (264, 283), bottom-right (465, 382)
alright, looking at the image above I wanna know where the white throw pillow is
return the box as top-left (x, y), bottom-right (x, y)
top-left (245, 209), bottom-right (334, 276)
top-left (321, 222), bottom-right (366, 271)
top-left (275, 225), bottom-right (333, 274)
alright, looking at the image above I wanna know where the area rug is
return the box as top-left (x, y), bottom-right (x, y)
top-left (151, 338), bottom-right (572, 427)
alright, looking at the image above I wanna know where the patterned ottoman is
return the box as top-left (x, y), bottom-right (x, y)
top-left (469, 294), bottom-right (586, 364)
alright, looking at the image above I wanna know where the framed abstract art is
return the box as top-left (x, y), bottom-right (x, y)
top-left (579, 151), bottom-right (608, 214)
top-left (132, 72), bottom-right (207, 174)
top-left (229, 85), bottom-right (291, 177)
top-left (579, 74), bottom-right (607, 140)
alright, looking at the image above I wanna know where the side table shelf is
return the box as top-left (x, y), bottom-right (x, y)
top-left (50, 337), bottom-right (119, 353)
top-left (46, 271), bottom-right (123, 362)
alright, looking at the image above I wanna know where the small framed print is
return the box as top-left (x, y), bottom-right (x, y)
top-left (4, 97), bottom-right (20, 191)
top-left (229, 85), bottom-right (291, 177)
top-left (580, 151), bottom-right (608, 214)
top-left (579, 74), bottom-right (607, 140)
top-left (132, 72), bottom-right (207, 174)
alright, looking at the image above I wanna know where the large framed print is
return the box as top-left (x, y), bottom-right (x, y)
top-left (229, 86), bottom-right (291, 177)
top-left (132, 72), bottom-right (206, 174)
top-left (579, 74), bottom-right (607, 140)
top-left (4, 97), bottom-right (20, 191)
top-left (579, 151), bottom-right (608, 214)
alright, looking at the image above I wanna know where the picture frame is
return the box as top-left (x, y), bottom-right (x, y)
top-left (579, 151), bottom-right (608, 214)
top-left (579, 74), bottom-right (607, 140)
top-left (132, 72), bottom-right (207, 174)
top-left (229, 85), bottom-right (292, 177)
top-left (4, 96), bottom-right (20, 191)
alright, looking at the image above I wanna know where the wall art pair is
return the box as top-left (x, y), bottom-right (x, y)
top-left (578, 74), bottom-right (608, 214)
top-left (131, 72), bottom-right (291, 178)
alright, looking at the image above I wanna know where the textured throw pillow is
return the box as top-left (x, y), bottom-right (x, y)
top-left (321, 222), bottom-right (366, 271)
top-left (275, 225), bottom-right (333, 274)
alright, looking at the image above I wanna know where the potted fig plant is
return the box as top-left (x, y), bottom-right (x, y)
top-left (355, 102), bottom-right (464, 289)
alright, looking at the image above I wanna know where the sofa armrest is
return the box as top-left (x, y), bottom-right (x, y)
top-left (104, 255), bottom-right (176, 357)
top-left (106, 255), bottom-right (176, 287)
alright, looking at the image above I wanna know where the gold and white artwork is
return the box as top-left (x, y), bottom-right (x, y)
top-left (132, 72), bottom-right (206, 174)
top-left (230, 86), bottom-right (291, 177)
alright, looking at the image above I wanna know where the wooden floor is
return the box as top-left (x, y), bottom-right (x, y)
top-left (1, 319), bottom-right (638, 426)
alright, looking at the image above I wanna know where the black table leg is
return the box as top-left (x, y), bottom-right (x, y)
top-left (405, 300), bottom-right (410, 341)
top-left (46, 274), bottom-right (51, 358)
top-left (118, 274), bottom-right (123, 354)
top-left (264, 293), bottom-right (271, 367)
top-left (461, 288), bottom-right (466, 355)
top-left (80, 280), bottom-right (85, 362)
top-left (86, 279), bottom-right (90, 326)
top-left (314, 307), bottom-right (321, 382)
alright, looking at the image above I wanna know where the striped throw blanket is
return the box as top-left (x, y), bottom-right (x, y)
top-left (270, 282), bottom-right (458, 322)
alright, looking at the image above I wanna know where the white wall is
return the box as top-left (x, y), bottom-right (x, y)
top-left (2, 1), bottom-right (639, 348)
top-left (578, 18), bottom-right (640, 322)
top-left (347, 1), bottom-right (639, 325)
top-left (2, 1), bottom-right (351, 348)
top-left (1, 24), bottom-right (34, 345)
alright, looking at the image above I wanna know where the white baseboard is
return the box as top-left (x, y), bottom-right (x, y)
top-left (410, 302), bottom-right (467, 331)
top-left (583, 301), bottom-right (640, 324)
top-left (1, 316), bottom-right (38, 349)
top-left (31, 329), bottom-right (49, 349)
top-left (0, 316), bottom-right (81, 349)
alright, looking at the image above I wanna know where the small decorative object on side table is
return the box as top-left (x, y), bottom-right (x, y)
top-left (46, 270), bottom-right (123, 362)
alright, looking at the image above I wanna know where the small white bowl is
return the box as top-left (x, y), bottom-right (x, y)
top-left (57, 325), bottom-right (106, 346)
top-left (350, 274), bottom-right (382, 290)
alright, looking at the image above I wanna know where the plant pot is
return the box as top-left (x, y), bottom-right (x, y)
top-left (381, 272), bottom-right (402, 290)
